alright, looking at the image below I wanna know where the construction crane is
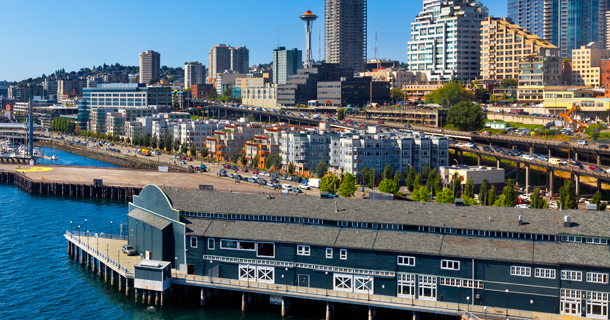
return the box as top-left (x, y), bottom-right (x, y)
top-left (558, 105), bottom-right (587, 132)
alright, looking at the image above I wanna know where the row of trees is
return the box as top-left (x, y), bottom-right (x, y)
top-left (51, 117), bottom-right (76, 134)
top-left (319, 172), bottom-right (357, 198)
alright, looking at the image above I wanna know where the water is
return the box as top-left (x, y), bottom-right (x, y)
top-left (36, 147), bottom-right (123, 168)
top-left (0, 150), bottom-right (313, 320)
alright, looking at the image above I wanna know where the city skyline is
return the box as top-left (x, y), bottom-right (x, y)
top-left (0, 0), bottom-right (507, 82)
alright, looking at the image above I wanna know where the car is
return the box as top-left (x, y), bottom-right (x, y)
top-left (247, 178), bottom-right (257, 183)
top-left (291, 187), bottom-right (303, 193)
top-left (252, 174), bottom-right (260, 179)
top-left (378, 121), bottom-right (384, 124)
top-left (228, 173), bottom-right (236, 179)
top-left (270, 178), bottom-right (279, 184)
top-left (252, 171), bottom-right (259, 174)
top-left (593, 168), bottom-right (605, 173)
top-left (482, 146), bottom-right (492, 152)
top-left (299, 184), bottom-right (311, 190)
top-left (286, 176), bottom-right (294, 181)
top-left (235, 175), bottom-right (244, 180)
top-left (241, 168), bottom-right (248, 172)
top-left (549, 201), bottom-right (558, 209)
top-left (121, 244), bottom-right (137, 256)
top-left (515, 204), bottom-right (530, 209)
top-left (577, 140), bottom-right (588, 145)
top-left (181, 160), bottom-right (187, 165)
top-left (282, 184), bottom-right (292, 190)
top-left (538, 156), bottom-right (549, 161)
top-left (404, 124), bottom-right (411, 128)
top-left (481, 131), bottom-right (491, 135)
top-left (590, 165), bottom-right (600, 170)
top-left (518, 194), bottom-right (532, 200)
top-left (521, 155), bottom-right (535, 160)
top-left (598, 144), bottom-right (609, 149)
top-left (267, 182), bottom-right (276, 187)
top-left (470, 132), bottom-right (477, 135)
top-left (219, 171), bottom-right (228, 177)
top-left (560, 142), bottom-right (569, 145)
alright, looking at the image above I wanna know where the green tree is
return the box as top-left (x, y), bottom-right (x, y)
top-left (316, 161), bottom-right (328, 179)
top-left (320, 174), bottom-right (340, 193)
top-left (412, 185), bottom-right (431, 202)
top-left (393, 171), bottom-right (402, 187)
top-left (479, 179), bottom-right (489, 206)
top-left (435, 187), bottom-right (455, 204)
top-left (475, 88), bottom-right (490, 103)
top-left (222, 86), bottom-right (232, 99)
top-left (207, 89), bottom-right (218, 101)
top-left (531, 188), bottom-right (545, 209)
top-left (446, 101), bottom-right (486, 131)
top-left (338, 172), bottom-right (357, 198)
top-left (591, 191), bottom-right (607, 211)
top-left (368, 167), bottom-right (375, 189)
top-left (201, 146), bottom-right (209, 158)
top-left (584, 123), bottom-right (604, 140)
top-left (363, 167), bottom-right (370, 188)
top-left (463, 176), bottom-right (474, 199)
top-left (383, 164), bottom-right (393, 180)
top-left (378, 179), bottom-right (399, 194)
top-left (164, 135), bottom-right (173, 152)
top-left (390, 88), bottom-right (404, 104)
top-left (252, 155), bottom-right (260, 169)
top-left (288, 162), bottom-right (295, 175)
top-left (424, 81), bottom-right (475, 106)
top-left (501, 179), bottom-right (518, 207)
top-left (499, 78), bottom-right (517, 88)
top-left (559, 179), bottom-right (577, 209)
top-left (488, 185), bottom-right (498, 206)
top-left (405, 166), bottom-right (416, 192)
top-left (273, 153), bottom-right (282, 171)
top-left (190, 145), bottom-right (196, 157)
top-left (337, 108), bottom-right (346, 121)
top-left (492, 195), bottom-right (510, 207)
top-left (151, 135), bottom-right (158, 149)
top-left (180, 143), bottom-right (187, 154)
top-left (449, 172), bottom-right (462, 198)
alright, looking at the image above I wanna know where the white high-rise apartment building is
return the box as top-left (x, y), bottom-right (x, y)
top-left (324, 0), bottom-right (367, 73)
top-left (408, 0), bottom-right (488, 82)
top-left (139, 50), bottom-right (161, 84)
top-left (208, 44), bottom-right (249, 81)
top-left (184, 63), bottom-right (206, 89)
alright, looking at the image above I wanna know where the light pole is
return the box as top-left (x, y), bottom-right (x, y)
top-left (84, 219), bottom-right (87, 237)
top-left (484, 307), bottom-right (487, 319)
top-left (285, 268), bottom-right (289, 292)
top-left (505, 289), bottom-right (509, 316)
top-left (106, 241), bottom-right (109, 257)
top-left (70, 221), bottom-right (73, 234)
top-left (466, 296), bottom-right (470, 312)
top-left (457, 284), bottom-right (461, 311)
top-left (110, 221), bottom-right (113, 237)
top-left (325, 272), bottom-right (328, 296)
top-left (77, 226), bottom-right (81, 242)
top-left (117, 248), bottom-right (120, 265)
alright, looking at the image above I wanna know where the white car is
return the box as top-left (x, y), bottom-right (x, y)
top-left (252, 174), bottom-right (260, 179)
top-left (299, 184), bottom-right (311, 190)
top-left (521, 155), bottom-right (535, 160)
top-left (515, 204), bottom-right (530, 209)
top-left (282, 184), bottom-right (292, 190)
top-left (518, 194), bottom-right (532, 200)
top-left (549, 201), bottom-right (558, 209)
top-left (577, 140), bottom-right (588, 145)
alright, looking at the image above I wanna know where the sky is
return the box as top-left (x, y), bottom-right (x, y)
top-left (0, 0), bottom-right (507, 82)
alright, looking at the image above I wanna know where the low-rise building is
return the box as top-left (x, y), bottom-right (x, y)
top-left (242, 85), bottom-right (278, 109)
top-left (358, 68), bottom-right (426, 89)
top-left (206, 124), bottom-right (263, 161)
top-left (105, 112), bottom-right (125, 136)
top-left (572, 42), bottom-right (610, 87)
top-left (280, 130), bottom-right (334, 175)
top-left (517, 56), bottom-right (562, 87)
top-left (440, 165), bottom-right (505, 194)
top-left (244, 135), bottom-right (280, 168)
top-left (174, 120), bottom-right (225, 151)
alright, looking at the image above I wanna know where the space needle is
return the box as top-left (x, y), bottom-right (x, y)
top-left (299, 10), bottom-right (318, 67)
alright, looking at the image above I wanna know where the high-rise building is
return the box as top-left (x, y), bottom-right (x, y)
top-left (324, 0), bottom-right (367, 73)
top-left (272, 47), bottom-right (303, 84)
top-left (509, 0), bottom-right (607, 59)
top-left (408, 0), bottom-right (488, 82)
top-left (184, 62), bottom-right (206, 89)
top-left (207, 44), bottom-right (249, 80)
top-left (139, 50), bottom-right (161, 84)
top-left (480, 17), bottom-right (560, 82)
top-left (571, 42), bottom-right (610, 87)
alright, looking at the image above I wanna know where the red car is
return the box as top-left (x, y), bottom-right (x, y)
top-left (345, 119), bottom-right (352, 123)
top-left (590, 165), bottom-right (600, 170)
top-left (181, 156), bottom-right (186, 160)
top-left (378, 121), bottom-right (384, 124)
top-left (187, 157), bottom-right (193, 161)
top-left (253, 171), bottom-right (259, 174)
top-left (481, 131), bottom-right (491, 135)
top-left (241, 168), bottom-right (248, 172)
top-left (224, 164), bottom-right (231, 169)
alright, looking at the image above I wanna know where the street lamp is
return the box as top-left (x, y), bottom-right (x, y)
top-left (77, 226), bottom-right (81, 242)
top-left (117, 248), bottom-right (120, 265)
top-left (84, 219), bottom-right (87, 237)
top-left (285, 268), bottom-right (289, 292)
top-left (325, 272), bottom-right (328, 296)
top-left (466, 296), bottom-right (470, 312)
top-left (505, 289), bottom-right (509, 316)
top-left (110, 221), bottom-right (113, 237)
top-left (484, 307), bottom-right (487, 319)
top-left (106, 241), bottom-right (109, 257)
top-left (70, 221), bottom-right (73, 234)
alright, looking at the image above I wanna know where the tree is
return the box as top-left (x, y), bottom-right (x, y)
top-left (412, 185), bottom-right (431, 202)
top-left (500, 78), bottom-right (517, 88)
top-left (405, 166), bottom-right (416, 192)
top-left (337, 108), bottom-right (346, 121)
top-left (449, 172), bottom-right (462, 198)
top-left (390, 88), bottom-right (404, 104)
top-left (207, 89), bottom-right (218, 101)
top-left (164, 135), bottom-right (173, 152)
top-left (488, 185), bottom-right (498, 206)
top-left (369, 168), bottom-right (376, 189)
top-left (378, 179), bottom-right (399, 194)
top-left (363, 167), bottom-right (370, 188)
top-left (222, 86), bottom-right (233, 99)
top-left (436, 188), bottom-right (455, 204)
top-left (446, 101), bottom-right (486, 131)
top-left (531, 188), bottom-right (545, 209)
top-left (288, 162), bottom-right (295, 175)
top-left (273, 153), bottom-right (282, 171)
top-left (559, 179), bottom-right (577, 209)
top-left (475, 89), bottom-right (490, 103)
top-left (591, 191), bottom-right (607, 211)
top-left (252, 155), bottom-right (260, 168)
top-left (464, 176), bottom-right (474, 199)
top-left (338, 172), bottom-right (357, 198)
top-left (190, 145), bottom-right (196, 157)
top-left (180, 143), bottom-right (187, 154)
top-left (320, 174), bottom-right (340, 193)
top-left (383, 164), bottom-right (393, 180)
top-left (151, 135), bottom-right (158, 149)
top-left (501, 179), bottom-right (518, 208)
top-left (479, 179), bottom-right (489, 206)
top-left (492, 195), bottom-right (510, 207)
top-left (424, 81), bottom-right (475, 106)
top-left (584, 123), bottom-right (604, 140)
top-left (393, 171), bottom-right (402, 188)
top-left (201, 146), bottom-right (209, 158)
top-left (316, 161), bottom-right (328, 179)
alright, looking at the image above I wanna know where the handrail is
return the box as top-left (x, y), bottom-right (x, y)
top-left (66, 231), bottom-right (131, 274)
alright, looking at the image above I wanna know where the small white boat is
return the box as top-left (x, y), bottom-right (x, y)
top-left (51, 155), bottom-right (58, 160)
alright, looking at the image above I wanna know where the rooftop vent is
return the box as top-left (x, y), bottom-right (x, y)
top-left (335, 201), bottom-right (338, 213)
top-left (564, 215), bottom-right (571, 228)
top-left (455, 198), bottom-right (464, 206)
top-left (518, 215), bottom-right (523, 226)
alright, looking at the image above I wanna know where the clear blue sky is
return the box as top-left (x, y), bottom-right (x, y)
top-left (0, 0), bottom-right (507, 82)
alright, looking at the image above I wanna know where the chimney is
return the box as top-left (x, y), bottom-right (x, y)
top-left (518, 215), bottom-right (523, 226)
top-left (564, 215), bottom-right (571, 228)
top-left (335, 201), bottom-right (338, 213)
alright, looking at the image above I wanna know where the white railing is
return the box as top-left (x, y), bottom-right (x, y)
top-left (66, 231), bottom-right (131, 274)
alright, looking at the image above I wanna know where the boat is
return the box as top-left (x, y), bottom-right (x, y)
top-left (51, 155), bottom-right (58, 160)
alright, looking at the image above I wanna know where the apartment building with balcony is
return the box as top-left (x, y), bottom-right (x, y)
top-left (572, 42), bottom-right (610, 87)
top-left (173, 120), bottom-right (224, 151)
top-left (205, 124), bottom-right (263, 161)
top-left (244, 135), bottom-right (280, 168)
top-left (105, 112), bottom-right (125, 136)
top-left (517, 56), bottom-right (562, 87)
top-left (480, 17), bottom-right (560, 82)
top-left (280, 130), bottom-right (334, 175)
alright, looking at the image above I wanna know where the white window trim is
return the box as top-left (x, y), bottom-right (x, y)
top-left (534, 268), bottom-right (556, 279)
top-left (587, 272), bottom-right (609, 284)
top-left (333, 273), bottom-right (353, 292)
top-left (397, 256), bottom-right (416, 267)
top-left (326, 248), bottom-right (333, 259)
top-left (397, 273), bottom-right (416, 298)
top-left (441, 259), bottom-right (460, 271)
top-left (207, 238), bottom-right (215, 250)
top-left (190, 236), bottom-right (198, 248)
top-left (561, 270), bottom-right (583, 281)
top-left (297, 245), bottom-right (311, 256)
top-left (510, 266), bottom-right (531, 277)
top-left (220, 239), bottom-right (238, 250)
top-left (340, 249), bottom-right (347, 260)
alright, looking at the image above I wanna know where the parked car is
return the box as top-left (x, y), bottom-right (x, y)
top-left (598, 144), bottom-right (609, 149)
top-left (121, 244), bottom-right (137, 256)
top-left (252, 174), bottom-right (260, 179)
top-left (577, 140), bottom-right (588, 146)
top-left (378, 121), bottom-right (384, 124)
top-left (538, 156), bottom-right (549, 161)
top-left (291, 187), bottom-right (303, 193)
top-left (593, 168), bottom-right (605, 173)
top-left (299, 184), bottom-right (311, 190)
top-left (481, 131), bottom-right (491, 135)
top-left (590, 165), bottom-right (600, 170)
top-left (515, 204), bottom-right (530, 209)
top-left (521, 155), bottom-right (535, 160)
top-left (241, 168), bottom-right (248, 172)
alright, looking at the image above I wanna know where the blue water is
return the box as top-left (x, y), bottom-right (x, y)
top-left (0, 150), bottom-right (311, 320)
top-left (36, 147), bottom-right (123, 168)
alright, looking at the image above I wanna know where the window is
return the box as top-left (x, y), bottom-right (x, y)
top-left (334, 273), bottom-right (353, 292)
top-left (510, 266), bottom-right (531, 277)
top-left (397, 273), bottom-right (416, 298)
top-left (257, 242), bottom-right (275, 258)
top-left (190, 236), bottom-right (198, 248)
top-left (326, 248), bottom-right (333, 259)
top-left (560, 236), bottom-right (582, 243)
top-left (535, 268), bottom-right (556, 279)
top-left (354, 275), bottom-right (374, 294)
top-left (397, 256), bottom-right (415, 266)
top-left (586, 238), bottom-right (609, 245)
top-left (220, 239), bottom-right (238, 250)
top-left (418, 276), bottom-right (437, 301)
top-left (587, 272), bottom-right (609, 284)
top-left (207, 238), bottom-right (215, 250)
top-left (586, 292), bottom-right (609, 318)
top-left (562, 270), bottom-right (583, 281)
top-left (340, 249), bottom-right (347, 260)
top-left (297, 245), bottom-right (311, 256)
top-left (441, 260), bottom-right (460, 271)
top-left (239, 241), bottom-right (256, 251)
